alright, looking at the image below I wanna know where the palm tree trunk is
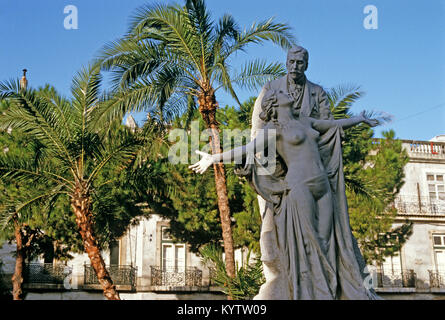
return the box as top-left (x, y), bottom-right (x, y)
top-left (198, 88), bottom-right (236, 282)
top-left (71, 186), bottom-right (120, 300)
top-left (11, 221), bottom-right (24, 300)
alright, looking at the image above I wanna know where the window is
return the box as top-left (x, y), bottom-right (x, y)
top-left (427, 173), bottom-right (445, 201)
top-left (162, 227), bottom-right (172, 241)
top-left (161, 226), bottom-right (186, 272)
top-left (109, 241), bottom-right (119, 265)
top-left (381, 253), bottom-right (402, 275)
top-left (432, 234), bottom-right (445, 273)
top-left (433, 235), bottom-right (445, 247)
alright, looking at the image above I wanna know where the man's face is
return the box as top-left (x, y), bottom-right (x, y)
top-left (286, 53), bottom-right (307, 80)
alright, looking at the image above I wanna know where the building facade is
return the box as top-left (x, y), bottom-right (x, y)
top-left (1, 135), bottom-right (445, 299)
top-left (375, 135), bottom-right (445, 299)
top-left (0, 213), bottom-right (229, 300)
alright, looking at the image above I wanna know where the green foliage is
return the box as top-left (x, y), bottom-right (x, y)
top-left (96, 0), bottom-right (294, 122)
top-left (0, 97), bottom-right (74, 260)
top-left (160, 99), bottom-right (261, 253)
top-left (0, 69), bottom-right (166, 263)
top-left (199, 244), bottom-right (264, 300)
top-left (165, 162), bottom-right (221, 251)
top-left (328, 85), bottom-right (411, 264)
top-left (218, 99), bottom-right (262, 253)
top-left (95, 1), bottom-right (294, 282)
top-left (346, 131), bottom-right (411, 263)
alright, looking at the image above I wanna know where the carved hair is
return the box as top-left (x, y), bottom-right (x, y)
top-left (259, 90), bottom-right (279, 122)
top-left (287, 45), bottom-right (309, 64)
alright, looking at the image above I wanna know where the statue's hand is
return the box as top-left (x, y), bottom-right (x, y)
top-left (262, 90), bottom-right (278, 108)
top-left (189, 150), bottom-right (214, 174)
top-left (360, 111), bottom-right (379, 127)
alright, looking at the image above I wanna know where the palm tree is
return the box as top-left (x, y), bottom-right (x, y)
top-left (9, 214), bottom-right (46, 300)
top-left (95, 0), bottom-right (295, 279)
top-left (0, 99), bottom-right (47, 300)
top-left (0, 65), bottom-right (150, 300)
top-left (327, 85), bottom-right (374, 198)
top-left (327, 84), bottom-right (391, 198)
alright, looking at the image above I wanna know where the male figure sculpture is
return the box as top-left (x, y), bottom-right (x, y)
top-left (250, 46), bottom-right (333, 299)
top-left (248, 46), bottom-right (378, 299)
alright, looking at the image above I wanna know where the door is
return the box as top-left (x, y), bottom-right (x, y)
top-left (162, 244), bottom-right (185, 272)
top-left (435, 250), bottom-right (445, 273)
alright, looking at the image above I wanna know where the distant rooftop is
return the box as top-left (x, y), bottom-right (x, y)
top-left (430, 135), bottom-right (445, 143)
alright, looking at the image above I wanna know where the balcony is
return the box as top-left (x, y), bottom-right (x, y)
top-left (402, 140), bottom-right (445, 161)
top-left (150, 266), bottom-right (203, 288)
top-left (375, 269), bottom-right (417, 288)
top-left (428, 270), bottom-right (445, 289)
top-left (24, 263), bottom-right (72, 289)
top-left (394, 196), bottom-right (445, 216)
top-left (83, 264), bottom-right (137, 291)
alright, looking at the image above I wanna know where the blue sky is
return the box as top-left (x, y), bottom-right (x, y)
top-left (1, 0), bottom-right (444, 140)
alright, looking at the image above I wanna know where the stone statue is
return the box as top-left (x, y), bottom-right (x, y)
top-left (253, 46), bottom-right (333, 125)
top-left (190, 46), bottom-right (381, 300)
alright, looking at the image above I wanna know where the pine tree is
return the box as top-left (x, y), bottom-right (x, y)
top-left (328, 85), bottom-right (411, 264)
top-left (158, 99), bottom-right (261, 254)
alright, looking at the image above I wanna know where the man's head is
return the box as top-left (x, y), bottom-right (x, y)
top-left (286, 46), bottom-right (309, 81)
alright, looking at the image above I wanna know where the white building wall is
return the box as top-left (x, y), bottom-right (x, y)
top-left (0, 243), bottom-right (16, 276)
top-left (389, 138), bottom-right (445, 291)
top-left (399, 161), bottom-right (445, 198)
top-left (401, 223), bottom-right (445, 287)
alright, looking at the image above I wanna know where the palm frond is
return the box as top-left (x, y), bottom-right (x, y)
top-left (36, 87), bottom-right (74, 142)
top-left (0, 189), bottom-right (67, 230)
top-left (225, 18), bottom-right (296, 58)
top-left (70, 64), bottom-right (104, 175)
top-left (0, 155), bottom-right (72, 188)
top-left (86, 127), bottom-right (143, 190)
top-left (90, 80), bottom-right (157, 129)
top-left (327, 84), bottom-right (364, 119)
top-left (0, 80), bottom-right (76, 169)
top-left (213, 14), bottom-right (240, 53)
top-left (96, 38), bottom-right (172, 91)
top-left (71, 64), bottom-right (102, 119)
top-left (229, 59), bottom-right (286, 91)
top-left (344, 174), bottom-right (376, 200)
top-left (128, 2), bottom-right (202, 73)
top-left (212, 61), bottom-right (242, 107)
top-left (184, 0), bottom-right (214, 75)
top-left (98, 0), bottom-right (295, 134)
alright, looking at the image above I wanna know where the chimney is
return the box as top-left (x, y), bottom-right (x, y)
top-left (20, 69), bottom-right (28, 90)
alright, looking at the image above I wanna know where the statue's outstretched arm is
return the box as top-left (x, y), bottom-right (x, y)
top-left (311, 111), bottom-right (379, 133)
top-left (189, 128), bottom-right (276, 174)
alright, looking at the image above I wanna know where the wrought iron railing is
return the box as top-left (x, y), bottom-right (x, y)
top-left (24, 263), bottom-right (71, 285)
top-left (209, 267), bottom-right (218, 286)
top-left (150, 266), bottom-right (202, 287)
top-left (428, 270), bottom-right (445, 288)
top-left (394, 196), bottom-right (445, 216)
top-left (84, 264), bottom-right (137, 288)
top-left (376, 269), bottom-right (416, 288)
